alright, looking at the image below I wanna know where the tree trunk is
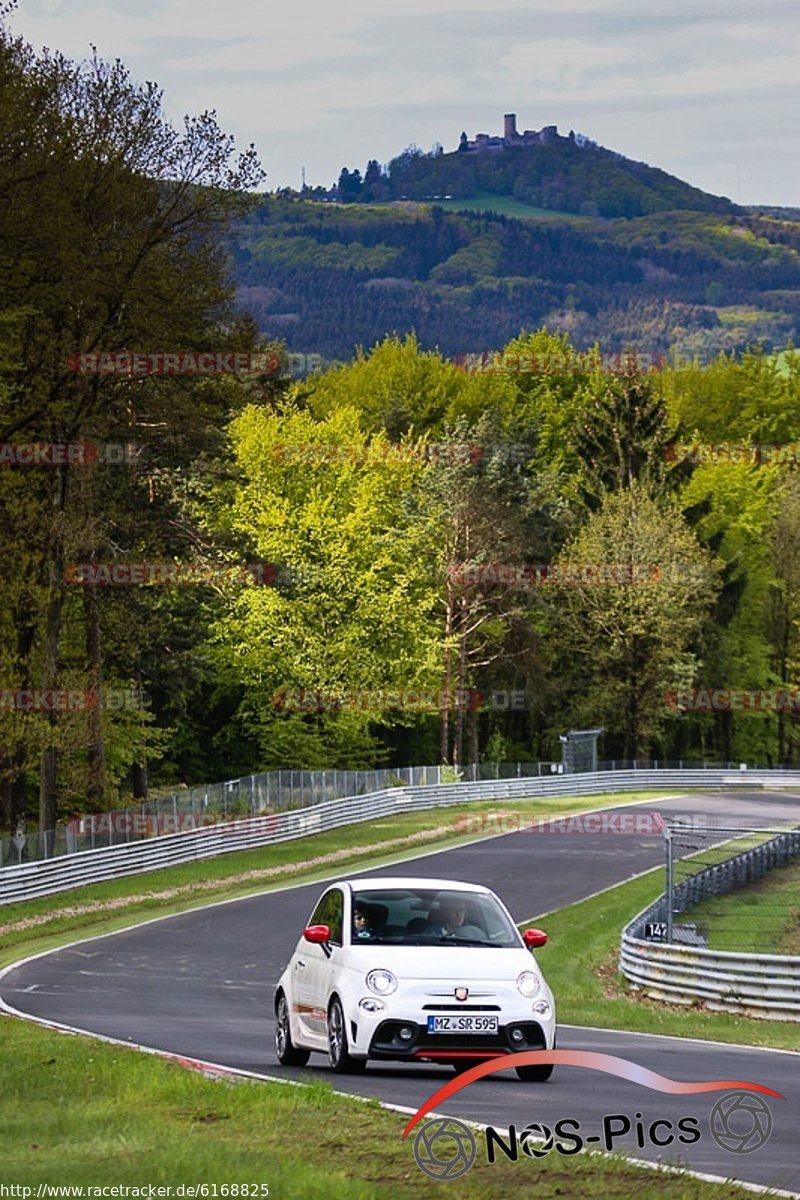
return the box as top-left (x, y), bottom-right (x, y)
top-left (132, 761), bottom-right (148, 801)
top-left (2, 617), bottom-right (36, 832)
top-left (131, 666), bottom-right (148, 800)
top-left (454, 597), bottom-right (468, 769)
top-left (440, 584), bottom-right (454, 764)
top-left (469, 704), bottom-right (479, 769)
top-left (37, 465), bottom-right (68, 856)
top-left (84, 581), bottom-right (107, 808)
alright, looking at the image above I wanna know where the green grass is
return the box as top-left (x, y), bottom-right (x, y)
top-left (0, 790), bottom-right (668, 966)
top-left (429, 193), bottom-right (591, 224)
top-left (0, 1017), bottom-right (768, 1196)
top-left (676, 859), bottom-right (800, 954)
top-left (528, 871), bottom-right (800, 1052)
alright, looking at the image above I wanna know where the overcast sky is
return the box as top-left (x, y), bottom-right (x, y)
top-left (11, 0), bottom-right (799, 205)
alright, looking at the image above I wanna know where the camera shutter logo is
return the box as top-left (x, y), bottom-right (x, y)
top-left (519, 1122), bottom-right (556, 1158)
top-left (413, 1117), bottom-right (476, 1179)
top-left (710, 1091), bottom-right (773, 1153)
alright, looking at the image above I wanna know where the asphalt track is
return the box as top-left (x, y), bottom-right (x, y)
top-left (3, 791), bottom-right (799, 1195)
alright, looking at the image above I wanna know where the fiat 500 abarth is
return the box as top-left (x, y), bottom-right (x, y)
top-left (274, 876), bottom-right (555, 1080)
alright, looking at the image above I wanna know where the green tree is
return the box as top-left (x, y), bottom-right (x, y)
top-left (208, 402), bottom-right (441, 767)
top-left (551, 486), bottom-right (720, 757)
top-left (767, 473), bottom-right (800, 763)
top-left (0, 19), bottom-right (263, 838)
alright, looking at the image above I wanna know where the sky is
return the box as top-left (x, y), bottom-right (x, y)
top-left (10, 0), bottom-right (799, 206)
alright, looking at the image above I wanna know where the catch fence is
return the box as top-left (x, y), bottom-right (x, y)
top-left (620, 819), bottom-right (800, 1020)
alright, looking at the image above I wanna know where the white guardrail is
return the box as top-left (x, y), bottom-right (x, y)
top-left (619, 938), bottom-right (800, 1023)
top-left (3, 767), bottom-right (800, 906)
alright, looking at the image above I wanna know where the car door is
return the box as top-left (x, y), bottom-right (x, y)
top-left (294, 886), bottom-right (344, 1045)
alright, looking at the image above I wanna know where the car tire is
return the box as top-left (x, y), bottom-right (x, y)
top-left (451, 1059), bottom-right (485, 1074)
top-left (515, 1062), bottom-right (554, 1081)
top-left (274, 992), bottom-right (310, 1066)
top-left (327, 996), bottom-right (367, 1074)
top-left (515, 1029), bottom-right (556, 1081)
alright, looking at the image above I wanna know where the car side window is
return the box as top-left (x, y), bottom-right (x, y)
top-left (308, 888), bottom-right (343, 946)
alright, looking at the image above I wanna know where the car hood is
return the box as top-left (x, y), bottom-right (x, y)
top-left (344, 944), bottom-right (544, 980)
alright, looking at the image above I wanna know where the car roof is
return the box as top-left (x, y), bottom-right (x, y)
top-left (342, 877), bottom-right (492, 893)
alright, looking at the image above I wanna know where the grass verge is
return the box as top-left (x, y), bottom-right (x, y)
top-left (0, 1017), bottom-right (769, 1197)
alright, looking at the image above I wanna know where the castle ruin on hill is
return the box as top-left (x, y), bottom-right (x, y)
top-left (459, 113), bottom-right (567, 153)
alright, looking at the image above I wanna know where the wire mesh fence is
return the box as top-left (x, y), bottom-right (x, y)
top-left (0, 759), bottom-right (566, 866)
top-left (665, 820), bottom-right (800, 951)
top-left (0, 755), bottom-right (772, 868)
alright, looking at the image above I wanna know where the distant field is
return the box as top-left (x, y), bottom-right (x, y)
top-left (423, 193), bottom-right (593, 224)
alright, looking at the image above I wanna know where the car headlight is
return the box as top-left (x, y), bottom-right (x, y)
top-left (366, 969), bottom-right (397, 996)
top-left (516, 970), bottom-right (541, 998)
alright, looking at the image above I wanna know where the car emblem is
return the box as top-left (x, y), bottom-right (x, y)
top-left (455, 987), bottom-right (469, 1002)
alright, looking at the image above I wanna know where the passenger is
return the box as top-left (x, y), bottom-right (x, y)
top-left (353, 904), bottom-right (374, 939)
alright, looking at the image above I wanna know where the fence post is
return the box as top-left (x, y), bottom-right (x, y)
top-left (665, 825), bottom-right (674, 944)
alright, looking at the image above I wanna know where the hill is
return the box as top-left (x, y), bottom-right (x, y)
top-left (230, 195), bottom-right (800, 363)
top-left (332, 116), bottom-right (739, 221)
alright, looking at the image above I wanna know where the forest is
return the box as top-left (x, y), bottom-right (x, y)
top-left (232, 197), bottom-right (800, 363)
top-left (2, 19), bottom-right (800, 842)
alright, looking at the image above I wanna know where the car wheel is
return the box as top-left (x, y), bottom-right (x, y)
top-left (327, 996), bottom-right (367, 1074)
top-left (451, 1059), bottom-right (485, 1074)
top-left (515, 1062), bottom-right (554, 1081)
top-left (274, 992), bottom-right (310, 1066)
top-left (515, 1029), bottom-right (556, 1081)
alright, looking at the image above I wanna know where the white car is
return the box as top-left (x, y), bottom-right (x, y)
top-left (274, 876), bottom-right (556, 1080)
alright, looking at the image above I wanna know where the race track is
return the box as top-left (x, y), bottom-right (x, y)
top-left (2, 792), bottom-right (798, 1194)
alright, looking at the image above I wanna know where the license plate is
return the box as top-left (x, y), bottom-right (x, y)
top-left (427, 1015), bottom-right (499, 1034)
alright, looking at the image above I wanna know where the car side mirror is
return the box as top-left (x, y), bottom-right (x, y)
top-left (303, 924), bottom-right (331, 944)
top-left (523, 928), bottom-right (548, 949)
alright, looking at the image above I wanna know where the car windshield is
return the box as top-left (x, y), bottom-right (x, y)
top-left (350, 887), bottom-right (520, 947)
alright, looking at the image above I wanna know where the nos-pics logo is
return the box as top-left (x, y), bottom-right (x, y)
top-left (412, 1092), bottom-right (774, 1180)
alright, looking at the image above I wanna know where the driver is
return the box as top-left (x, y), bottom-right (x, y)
top-left (428, 896), bottom-right (482, 938)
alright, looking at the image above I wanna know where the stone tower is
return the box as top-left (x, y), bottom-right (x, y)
top-left (503, 113), bottom-right (518, 142)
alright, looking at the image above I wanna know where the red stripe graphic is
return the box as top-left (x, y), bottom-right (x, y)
top-left (401, 1050), bottom-right (785, 1139)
